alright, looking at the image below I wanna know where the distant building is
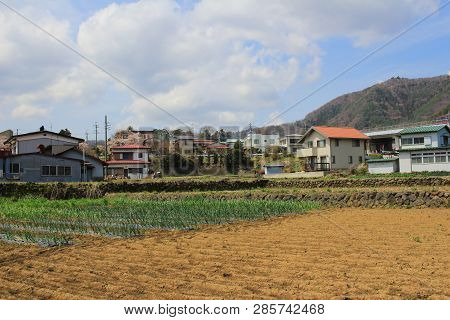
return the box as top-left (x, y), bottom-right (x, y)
top-left (280, 134), bottom-right (303, 154)
top-left (171, 136), bottom-right (194, 156)
top-left (106, 145), bottom-right (151, 179)
top-left (398, 124), bottom-right (450, 173)
top-left (297, 126), bottom-right (369, 171)
top-left (0, 128), bottom-right (104, 182)
top-left (243, 133), bottom-right (280, 152)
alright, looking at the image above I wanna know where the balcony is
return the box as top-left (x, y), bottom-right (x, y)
top-left (305, 162), bottom-right (330, 172)
top-left (297, 147), bottom-right (318, 157)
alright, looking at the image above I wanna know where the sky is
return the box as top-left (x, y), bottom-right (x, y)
top-left (0, 0), bottom-right (449, 138)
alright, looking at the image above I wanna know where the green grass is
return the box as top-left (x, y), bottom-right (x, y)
top-left (0, 196), bottom-right (319, 246)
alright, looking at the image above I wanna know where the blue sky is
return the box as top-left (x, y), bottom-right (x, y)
top-left (0, 0), bottom-right (449, 138)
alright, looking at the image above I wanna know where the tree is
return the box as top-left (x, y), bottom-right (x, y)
top-left (59, 129), bottom-right (72, 137)
top-left (225, 140), bottom-right (251, 173)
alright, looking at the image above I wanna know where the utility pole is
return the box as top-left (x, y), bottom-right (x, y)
top-left (104, 115), bottom-right (111, 161)
top-left (93, 122), bottom-right (99, 155)
top-left (85, 131), bottom-right (89, 142)
top-left (249, 123), bottom-right (253, 157)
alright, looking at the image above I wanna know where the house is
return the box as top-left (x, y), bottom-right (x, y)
top-left (398, 124), bottom-right (450, 173)
top-left (171, 136), bottom-right (194, 156)
top-left (0, 128), bottom-right (105, 182)
top-left (206, 142), bottom-right (230, 154)
top-left (243, 133), bottom-right (280, 153)
top-left (364, 128), bottom-right (403, 154)
top-left (297, 126), bottom-right (369, 171)
top-left (106, 145), bottom-right (151, 179)
top-left (280, 134), bottom-right (303, 154)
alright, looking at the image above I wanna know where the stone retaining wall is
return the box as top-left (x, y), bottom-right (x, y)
top-left (131, 190), bottom-right (450, 208)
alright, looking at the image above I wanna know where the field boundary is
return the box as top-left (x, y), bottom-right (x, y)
top-left (0, 176), bottom-right (449, 199)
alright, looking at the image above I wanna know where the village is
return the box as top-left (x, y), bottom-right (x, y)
top-left (0, 115), bottom-right (449, 182)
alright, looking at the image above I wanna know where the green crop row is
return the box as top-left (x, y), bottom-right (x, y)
top-left (0, 197), bottom-right (320, 246)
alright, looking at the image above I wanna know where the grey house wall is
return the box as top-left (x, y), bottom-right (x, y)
top-left (16, 138), bottom-right (77, 154)
top-left (60, 150), bottom-right (104, 180)
top-left (3, 154), bottom-right (82, 182)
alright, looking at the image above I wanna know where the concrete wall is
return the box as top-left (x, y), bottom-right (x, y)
top-left (2, 154), bottom-right (82, 182)
top-left (368, 160), bottom-right (399, 174)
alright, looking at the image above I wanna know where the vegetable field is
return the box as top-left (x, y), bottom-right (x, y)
top-left (0, 207), bottom-right (448, 299)
top-left (0, 197), bottom-right (319, 246)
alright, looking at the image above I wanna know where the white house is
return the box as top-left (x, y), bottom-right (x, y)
top-left (106, 145), bottom-right (151, 179)
top-left (243, 133), bottom-right (280, 152)
top-left (397, 124), bottom-right (450, 173)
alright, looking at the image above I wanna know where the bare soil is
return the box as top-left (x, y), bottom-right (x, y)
top-left (0, 208), bottom-right (448, 299)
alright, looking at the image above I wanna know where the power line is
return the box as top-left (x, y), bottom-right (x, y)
top-left (0, 0), bottom-right (190, 128)
top-left (261, 1), bottom-right (450, 128)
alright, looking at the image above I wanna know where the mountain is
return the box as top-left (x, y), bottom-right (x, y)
top-left (261, 75), bottom-right (450, 135)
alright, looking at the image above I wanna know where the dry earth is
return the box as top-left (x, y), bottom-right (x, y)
top-left (0, 208), bottom-right (449, 299)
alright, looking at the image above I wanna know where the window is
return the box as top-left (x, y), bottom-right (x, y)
top-left (254, 139), bottom-right (260, 144)
top-left (348, 156), bottom-right (353, 164)
top-left (331, 155), bottom-right (336, 164)
top-left (317, 140), bottom-right (326, 148)
top-left (57, 166), bottom-right (65, 176)
top-left (412, 157), bottom-right (422, 164)
top-left (9, 163), bottom-right (20, 174)
top-left (359, 156), bottom-right (363, 163)
top-left (335, 139), bottom-right (339, 147)
top-left (307, 141), bottom-right (313, 148)
top-left (435, 152), bottom-right (447, 163)
top-left (269, 139), bottom-right (275, 144)
top-left (352, 140), bottom-right (360, 147)
top-left (138, 153), bottom-right (143, 159)
top-left (41, 166), bottom-right (71, 176)
top-left (122, 153), bottom-right (133, 160)
top-left (422, 153), bottom-right (434, 163)
top-left (413, 137), bottom-right (424, 145)
top-left (402, 138), bottom-right (413, 145)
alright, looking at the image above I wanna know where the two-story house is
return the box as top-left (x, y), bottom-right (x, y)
top-left (106, 145), bottom-right (151, 179)
top-left (0, 128), bottom-right (105, 182)
top-left (243, 133), bottom-right (280, 153)
top-left (297, 126), bottom-right (369, 171)
top-left (398, 124), bottom-right (450, 173)
top-left (280, 134), bottom-right (303, 154)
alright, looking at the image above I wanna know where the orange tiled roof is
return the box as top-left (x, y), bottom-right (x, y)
top-left (313, 126), bottom-right (369, 139)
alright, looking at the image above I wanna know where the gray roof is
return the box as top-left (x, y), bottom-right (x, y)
top-left (364, 128), bottom-right (403, 137)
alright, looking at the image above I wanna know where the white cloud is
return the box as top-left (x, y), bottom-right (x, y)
top-left (11, 105), bottom-right (50, 119)
top-left (0, 0), bottom-right (440, 129)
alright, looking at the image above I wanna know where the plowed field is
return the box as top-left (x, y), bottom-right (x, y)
top-left (0, 208), bottom-right (448, 299)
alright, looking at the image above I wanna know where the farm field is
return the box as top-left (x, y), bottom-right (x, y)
top-left (0, 207), bottom-right (448, 299)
